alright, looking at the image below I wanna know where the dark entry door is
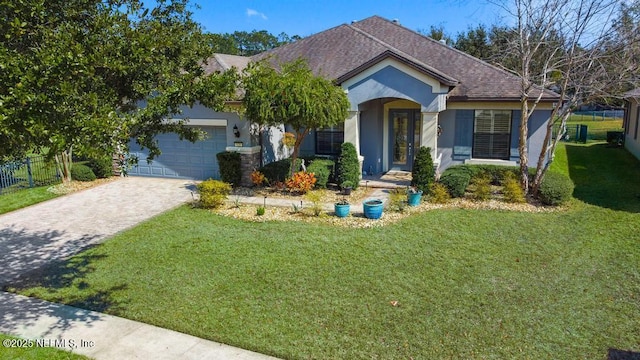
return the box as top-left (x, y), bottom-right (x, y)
top-left (390, 109), bottom-right (421, 171)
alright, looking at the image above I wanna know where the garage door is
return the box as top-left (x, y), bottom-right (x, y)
top-left (128, 126), bottom-right (227, 180)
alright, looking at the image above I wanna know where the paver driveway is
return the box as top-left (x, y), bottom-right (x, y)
top-left (0, 177), bottom-right (195, 286)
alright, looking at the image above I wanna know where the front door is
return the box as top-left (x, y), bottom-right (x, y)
top-left (390, 109), bottom-right (421, 171)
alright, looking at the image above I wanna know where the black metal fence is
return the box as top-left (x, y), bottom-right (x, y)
top-left (0, 156), bottom-right (61, 195)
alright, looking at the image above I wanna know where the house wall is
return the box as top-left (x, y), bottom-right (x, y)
top-left (359, 100), bottom-right (385, 175)
top-left (441, 107), bottom-right (551, 170)
top-left (345, 65), bottom-right (440, 112)
top-left (624, 98), bottom-right (640, 160)
top-left (175, 104), bottom-right (249, 147)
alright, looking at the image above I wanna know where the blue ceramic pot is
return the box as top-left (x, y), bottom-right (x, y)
top-left (407, 191), bottom-right (423, 206)
top-left (363, 199), bottom-right (384, 219)
top-left (334, 203), bottom-right (350, 218)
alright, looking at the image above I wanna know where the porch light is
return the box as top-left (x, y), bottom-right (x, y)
top-left (233, 124), bottom-right (241, 138)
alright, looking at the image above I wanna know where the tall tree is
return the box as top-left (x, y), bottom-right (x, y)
top-left (488, 0), bottom-right (634, 195)
top-left (0, 0), bottom-right (238, 181)
top-left (242, 59), bottom-right (350, 176)
top-left (204, 30), bottom-right (300, 56)
top-left (418, 25), bottom-right (454, 45)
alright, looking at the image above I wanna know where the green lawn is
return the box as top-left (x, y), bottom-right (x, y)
top-left (6, 143), bottom-right (640, 359)
top-left (565, 114), bottom-right (623, 141)
top-left (0, 186), bottom-right (59, 215)
top-left (0, 334), bottom-right (90, 360)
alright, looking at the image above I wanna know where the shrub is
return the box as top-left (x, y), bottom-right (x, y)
top-left (502, 173), bottom-right (526, 203)
top-left (256, 206), bottom-right (266, 216)
top-left (337, 142), bottom-right (360, 190)
top-left (537, 172), bottom-right (574, 206)
top-left (216, 151), bottom-right (241, 187)
top-left (251, 170), bottom-right (266, 186)
top-left (471, 175), bottom-right (492, 201)
top-left (71, 164), bottom-right (96, 182)
top-left (429, 182), bottom-right (451, 203)
top-left (388, 188), bottom-right (407, 213)
top-left (86, 156), bottom-right (113, 178)
top-left (197, 179), bottom-right (231, 209)
top-left (411, 147), bottom-right (435, 194)
top-left (305, 190), bottom-right (323, 216)
top-left (307, 159), bottom-right (334, 188)
top-left (439, 166), bottom-right (472, 197)
top-left (260, 158), bottom-right (302, 183)
top-left (285, 171), bottom-right (317, 194)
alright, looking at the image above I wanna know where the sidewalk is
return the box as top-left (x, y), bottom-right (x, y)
top-left (0, 291), bottom-right (279, 360)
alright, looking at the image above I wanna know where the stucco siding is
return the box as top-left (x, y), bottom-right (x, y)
top-left (359, 103), bottom-right (384, 175)
top-left (346, 66), bottom-right (438, 112)
top-left (624, 98), bottom-right (640, 160)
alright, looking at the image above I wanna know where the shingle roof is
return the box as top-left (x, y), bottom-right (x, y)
top-left (624, 88), bottom-right (640, 98)
top-left (210, 15), bottom-right (559, 102)
top-left (203, 54), bottom-right (251, 73)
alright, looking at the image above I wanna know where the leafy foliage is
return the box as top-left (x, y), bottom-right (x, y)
top-left (537, 172), bottom-right (574, 206)
top-left (216, 151), bottom-right (241, 187)
top-left (243, 59), bottom-right (350, 177)
top-left (471, 175), bottom-right (492, 201)
top-left (439, 167), bottom-right (472, 198)
top-left (86, 156), bottom-right (113, 179)
top-left (70, 164), bottom-right (96, 182)
top-left (0, 0), bottom-right (237, 173)
top-left (260, 158), bottom-right (302, 183)
top-left (196, 179), bottom-right (231, 209)
top-left (428, 182), bottom-right (451, 204)
top-left (337, 142), bottom-right (360, 190)
top-left (285, 171), bottom-right (316, 194)
top-left (307, 159), bottom-right (334, 188)
top-left (502, 173), bottom-right (526, 203)
top-left (204, 30), bottom-right (300, 56)
top-left (251, 170), bottom-right (266, 187)
top-left (410, 147), bottom-right (435, 194)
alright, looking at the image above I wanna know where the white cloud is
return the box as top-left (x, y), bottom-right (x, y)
top-left (246, 8), bottom-right (267, 20)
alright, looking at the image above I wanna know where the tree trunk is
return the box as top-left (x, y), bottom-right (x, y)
top-left (55, 147), bottom-right (73, 183)
top-left (519, 98), bottom-right (529, 194)
top-left (289, 128), bottom-right (310, 177)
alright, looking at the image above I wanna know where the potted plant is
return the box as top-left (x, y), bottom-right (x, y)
top-left (363, 198), bottom-right (384, 219)
top-left (334, 198), bottom-right (350, 218)
top-left (407, 187), bottom-right (423, 206)
top-left (341, 180), bottom-right (354, 195)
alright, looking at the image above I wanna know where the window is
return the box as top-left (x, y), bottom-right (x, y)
top-left (315, 125), bottom-right (344, 155)
top-left (473, 110), bottom-right (512, 160)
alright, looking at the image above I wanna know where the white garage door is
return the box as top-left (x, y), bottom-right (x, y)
top-left (128, 126), bottom-right (227, 180)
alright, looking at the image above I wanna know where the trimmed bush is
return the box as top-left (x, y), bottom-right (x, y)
top-left (86, 156), bottom-right (113, 178)
top-left (260, 158), bottom-right (302, 184)
top-left (216, 151), bottom-right (241, 187)
top-left (471, 175), bottom-right (492, 201)
top-left (307, 159), bottom-right (334, 188)
top-left (502, 173), bottom-right (526, 203)
top-left (429, 182), bottom-right (451, 204)
top-left (71, 164), bottom-right (96, 182)
top-left (337, 142), bottom-right (360, 190)
top-left (197, 179), bottom-right (231, 209)
top-left (411, 147), bottom-right (435, 194)
top-left (537, 172), bottom-right (574, 206)
top-left (439, 168), bottom-right (471, 198)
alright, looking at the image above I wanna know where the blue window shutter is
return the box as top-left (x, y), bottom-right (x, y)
top-left (453, 110), bottom-right (473, 160)
top-left (510, 110), bottom-right (521, 161)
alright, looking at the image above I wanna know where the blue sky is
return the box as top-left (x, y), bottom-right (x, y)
top-left (191, 1), bottom-right (505, 38)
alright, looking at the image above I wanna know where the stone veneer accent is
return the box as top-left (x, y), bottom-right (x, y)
top-left (226, 146), bottom-right (261, 187)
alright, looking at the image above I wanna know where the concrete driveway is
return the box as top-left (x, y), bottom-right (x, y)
top-left (0, 177), bottom-right (195, 286)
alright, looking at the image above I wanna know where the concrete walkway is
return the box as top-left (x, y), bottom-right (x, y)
top-left (0, 292), bottom-right (277, 360)
top-left (0, 177), bottom-right (278, 359)
top-left (0, 177), bottom-right (196, 286)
